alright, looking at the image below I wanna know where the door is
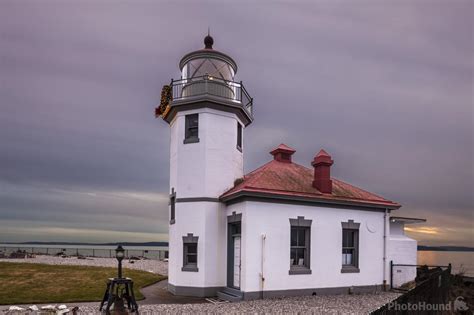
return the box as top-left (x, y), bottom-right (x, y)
top-left (233, 236), bottom-right (241, 288)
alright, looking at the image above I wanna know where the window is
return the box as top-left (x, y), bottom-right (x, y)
top-left (182, 233), bottom-right (198, 272)
top-left (184, 114), bottom-right (199, 143)
top-left (289, 216), bottom-right (312, 275)
top-left (169, 188), bottom-right (176, 225)
top-left (237, 122), bottom-right (242, 151)
top-left (341, 220), bottom-right (360, 273)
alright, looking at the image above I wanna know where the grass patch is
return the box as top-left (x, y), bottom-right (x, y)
top-left (0, 262), bottom-right (166, 305)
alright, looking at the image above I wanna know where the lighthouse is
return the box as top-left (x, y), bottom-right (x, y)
top-left (157, 34), bottom-right (253, 296)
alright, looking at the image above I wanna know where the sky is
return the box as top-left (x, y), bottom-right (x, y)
top-left (0, 1), bottom-right (472, 246)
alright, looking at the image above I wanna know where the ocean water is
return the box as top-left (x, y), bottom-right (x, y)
top-left (418, 250), bottom-right (474, 276)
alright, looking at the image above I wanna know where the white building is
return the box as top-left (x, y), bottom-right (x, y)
top-left (156, 35), bottom-right (423, 301)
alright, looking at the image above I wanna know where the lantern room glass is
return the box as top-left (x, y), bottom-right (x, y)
top-left (182, 58), bottom-right (235, 81)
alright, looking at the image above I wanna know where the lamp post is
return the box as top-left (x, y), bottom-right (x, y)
top-left (116, 245), bottom-right (125, 279)
top-left (99, 245), bottom-right (139, 314)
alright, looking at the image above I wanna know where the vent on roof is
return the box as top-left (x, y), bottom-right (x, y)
top-left (312, 149), bottom-right (334, 194)
top-left (270, 144), bottom-right (296, 163)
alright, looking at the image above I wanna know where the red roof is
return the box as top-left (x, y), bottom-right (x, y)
top-left (220, 150), bottom-right (400, 209)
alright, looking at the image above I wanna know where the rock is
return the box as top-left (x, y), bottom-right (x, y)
top-left (41, 304), bottom-right (57, 310)
top-left (8, 306), bottom-right (24, 311)
top-left (28, 305), bottom-right (39, 311)
top-left (57, 308), bottom-right (70, 314)
top-left (58, 304), bottom-right (67, 310)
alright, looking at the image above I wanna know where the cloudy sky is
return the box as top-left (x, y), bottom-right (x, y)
top-left (0, 1), bottom-right (472, 246)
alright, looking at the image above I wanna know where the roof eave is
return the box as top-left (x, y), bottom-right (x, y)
top-left (220, 190), bottom-right (401, 211)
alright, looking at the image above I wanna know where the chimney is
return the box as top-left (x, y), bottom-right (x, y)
top-left (270, 144), bottom-right (296, 163)
top-left (312, 149), bottom-right (333, 194)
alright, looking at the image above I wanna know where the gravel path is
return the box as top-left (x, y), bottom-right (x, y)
top-left (76, 292), bottom-right (400, 314)
top-left (0, 255), bottom-right (168, 275)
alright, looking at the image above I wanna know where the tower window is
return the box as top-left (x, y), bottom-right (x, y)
top-left (170, 188), bottom-right (176, 225)
top-left (184, 114), bottom-right (199, 144)
top-left (182, 233), bottom-right (199, 272)
top-left (237, 122), bottom-right (242, 151)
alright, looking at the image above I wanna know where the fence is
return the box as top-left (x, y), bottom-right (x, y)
top-left (0, 246), bottom-right (168, 260)
top-left (371, 263), bottom-right (452, 314)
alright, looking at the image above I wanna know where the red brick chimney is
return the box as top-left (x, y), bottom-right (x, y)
top-left (270, 144), bottom-right (296, 163)
top-left (312, 149), bottom-right (334, 194)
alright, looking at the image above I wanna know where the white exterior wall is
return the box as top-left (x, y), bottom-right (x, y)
top-left (168, 107), bottom-right (244, 290)
top-left (228, 201), bottom-right (387, 293)
top-left (388, 221), bottom-right (417, 288)
top-left (169, 107), bottom-right (244, 198)
top-left (168, 201), bottom-right (227, 288)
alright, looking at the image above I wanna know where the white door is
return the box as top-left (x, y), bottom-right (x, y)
top-left (233, 236), bottom-right (241, 288)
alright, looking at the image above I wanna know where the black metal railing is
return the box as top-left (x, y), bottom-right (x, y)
top-left (170, 75), bottom-right (253, 116)
top-left (0, 246), bottom-right (168, 260)
top-left (371, 263), bottom-right (452, 314)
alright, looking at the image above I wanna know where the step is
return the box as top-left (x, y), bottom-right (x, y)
top-left (217, 288), bottom-right (243, 302)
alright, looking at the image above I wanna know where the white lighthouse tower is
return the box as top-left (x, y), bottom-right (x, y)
top-left (157, 34), bottom-right (253, 296)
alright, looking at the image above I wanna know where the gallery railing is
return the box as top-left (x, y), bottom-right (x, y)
top-left (170, 75), bottom-right (253, 116)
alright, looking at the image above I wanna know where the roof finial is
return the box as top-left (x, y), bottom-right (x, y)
top-left (204, 28), bottom-right (213, 49)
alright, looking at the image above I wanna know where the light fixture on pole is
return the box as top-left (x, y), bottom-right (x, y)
top-left (100, 245), bottom-right (139, 314)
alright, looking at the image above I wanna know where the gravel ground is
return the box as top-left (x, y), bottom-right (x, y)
top-left (0, 255), bottom-right (168, 275)
top-left (76, 292), bottom-right (400, 314)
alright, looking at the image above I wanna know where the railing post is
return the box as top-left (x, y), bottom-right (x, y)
top-left (240, 81), bottom-right (243, 102)
top-left (390, 260), bottom-right (393, 289)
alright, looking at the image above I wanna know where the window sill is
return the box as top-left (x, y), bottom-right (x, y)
top-left (289, 268), bottom-right (312, 275)
top-left (170, 219), bottom-right (175, 225)
top-left (341, 266), bottom-right (360, 273)
top-left (183, 137), bottom-right (199, 144)
top-left (181, 265), bottom-right (198, 272)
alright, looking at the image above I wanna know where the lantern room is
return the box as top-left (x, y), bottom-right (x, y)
top-left (179, 35), bottom-right (237, 81)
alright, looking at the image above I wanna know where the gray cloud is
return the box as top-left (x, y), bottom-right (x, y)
top-left (0, 1), bottom-right (472, 245)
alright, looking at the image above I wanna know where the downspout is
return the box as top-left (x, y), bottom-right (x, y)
top-left (260, 233), bottom-right (266, 299)
top-left (383, 208), bottom-right (389, 291)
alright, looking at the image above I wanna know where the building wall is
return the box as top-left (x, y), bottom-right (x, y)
top-left (168, 107), bottom-right (244, 291)
top-left (169, 107), bottom-right (244, 198)
top-left (232, 201), bottom-right (387, 294)
top-left (388, 221), bottom-right (417, 288)
top-left (168, 201), bottom-right (227, 289)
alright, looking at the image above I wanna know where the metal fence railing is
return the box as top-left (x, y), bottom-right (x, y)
top-left (170, 75), bottom-right (253, 116)
top-left (0, 246), bottom-right (168, 260)
top-left (371, 262), bottom-right (452, 314)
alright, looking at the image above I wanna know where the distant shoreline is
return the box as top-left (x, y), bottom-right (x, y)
top-left (417, 245), bottom-right (474, 252)
top-left (0, 241), bottom-right (169, 247)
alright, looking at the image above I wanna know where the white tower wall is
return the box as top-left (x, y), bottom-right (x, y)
top-left (170, 108), bottom-right (244, 198)
top-left (168, 107), bottom-right (244, 292)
